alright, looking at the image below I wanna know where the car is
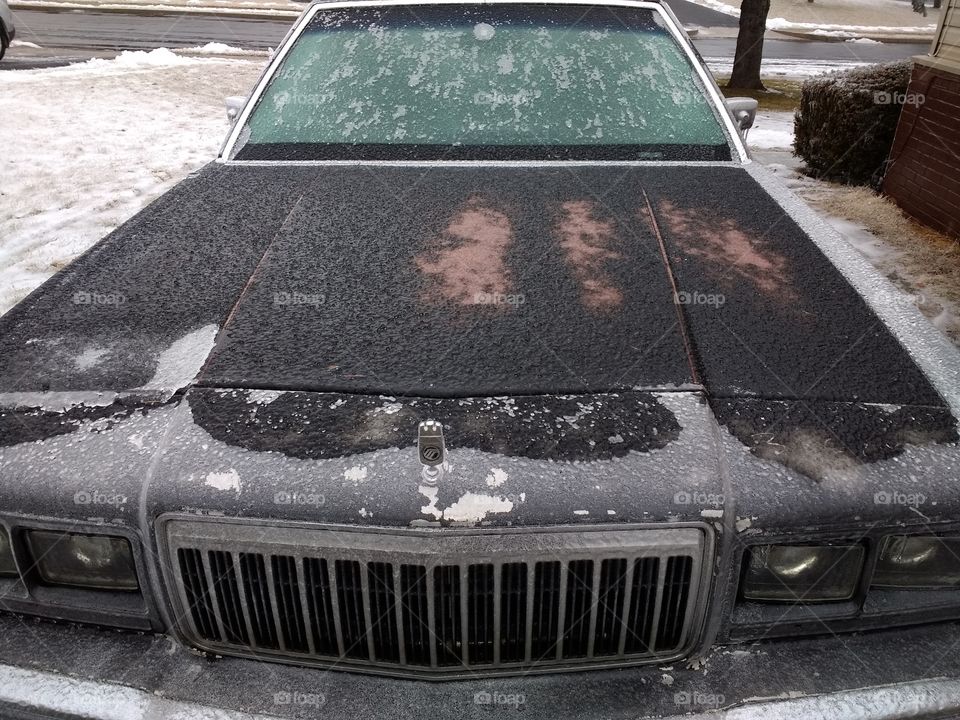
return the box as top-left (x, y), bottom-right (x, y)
top-left (0, 0), bottom-right (15, 61)
top-left (1, 1), bottom-right (960, 718)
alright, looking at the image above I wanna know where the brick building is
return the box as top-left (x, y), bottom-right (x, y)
top-left (883, 0), bottom-right (960, 239)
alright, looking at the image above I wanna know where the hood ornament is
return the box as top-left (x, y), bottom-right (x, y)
top-left (418, 419), bottom-right (445, 485)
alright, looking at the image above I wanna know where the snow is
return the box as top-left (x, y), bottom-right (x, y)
top-left (0, 663), bottom-right (278, 720)
top-left (135, 324), bottom-right (219, 392)
top-left (0, 51), bottom-right (264, 317)
top-left (185, 42), bottom-right (268, 56)
top-left (705, 57), bottom-right (871, 79)
top-left (747, 111), bottom-right (794, 151)
top-left (766, 18), bottom-right (936, 35)
top-left (205, 468), bottom-right (241, 493)
top-left (10, 40), bottom-right (42, 49)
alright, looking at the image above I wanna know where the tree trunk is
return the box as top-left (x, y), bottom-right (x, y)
top-left (728, 0), bottom-right (770, 90)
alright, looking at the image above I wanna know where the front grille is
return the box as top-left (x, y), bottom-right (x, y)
top-left (163, 520), bottom-right (709, 678)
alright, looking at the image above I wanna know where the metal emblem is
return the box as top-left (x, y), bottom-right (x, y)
top-left (418, 420), bottom-right (445, 485)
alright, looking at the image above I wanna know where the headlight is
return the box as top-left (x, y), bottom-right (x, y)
top-left (873, 536), bottom-right (960, 588)
top-left (742, 544), bottom-right (865, 602)
top-left (0, 527), bottom-right (16, 576)
top-left (26, 531), bottom-right (139, 591)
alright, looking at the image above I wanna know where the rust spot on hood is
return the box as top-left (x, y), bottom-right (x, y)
top-left (656, 200), bottom-right (797, 303)
top-left (415, 194), bottom-right (515, 307)
top-left (556, 200), bottom-right (625, 311)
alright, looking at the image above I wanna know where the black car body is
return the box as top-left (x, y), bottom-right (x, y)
top-left (2, 1), bottom-right (960, 718)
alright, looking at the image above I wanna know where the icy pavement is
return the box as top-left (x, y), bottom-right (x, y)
top-left (0, 50), bottom-right (264, 316)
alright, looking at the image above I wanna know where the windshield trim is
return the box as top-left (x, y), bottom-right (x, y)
top-left (217, 0), bottom-right (749, 165)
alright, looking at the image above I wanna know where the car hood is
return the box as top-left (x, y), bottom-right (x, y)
top-left (0, 162), bottom-right (955, 511)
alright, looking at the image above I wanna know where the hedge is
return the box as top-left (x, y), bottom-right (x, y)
top-left (794, 60), bottom-right (912, 186)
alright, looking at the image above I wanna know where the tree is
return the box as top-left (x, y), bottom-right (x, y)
top-left (728, 0), bottom-right (771, 90)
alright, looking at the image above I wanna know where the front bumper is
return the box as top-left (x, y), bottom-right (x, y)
top-left (1, 614), bottom-right (959, 719)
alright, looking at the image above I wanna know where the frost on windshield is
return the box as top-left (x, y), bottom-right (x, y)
top-left (238, 6), bottom-right (728, 157)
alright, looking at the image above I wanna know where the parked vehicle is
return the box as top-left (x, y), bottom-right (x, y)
top-left (0, 0), bottom-right (15, 61)
top-left (1, 1), bottom-right (959, 717)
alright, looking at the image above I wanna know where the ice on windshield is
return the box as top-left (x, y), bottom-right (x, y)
top-left (236, 5), bottom-right (729, 160)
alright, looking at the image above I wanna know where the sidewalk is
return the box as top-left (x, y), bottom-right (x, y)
top-left (683, 0), bottom-right (940, 42)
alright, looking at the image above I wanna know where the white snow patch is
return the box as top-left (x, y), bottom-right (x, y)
top-left (247, 389), bottom-right (283, 405)
top-left (185, 42), bottom-right (264, 55)
top-left (735, 516), bottom-right (753, 532)
top-left (344, 465), bottom-right (368, 483)
top-left (846, 37), bottom-right (882, 44)
top-left (205, 469), bottom-right (241, 494)
top-left (766, 18), bottom-right (936, 34)
top-left (661, 673), bottom-right (674, 686)
top-left (748, 111), bottom-right (794, 151)
top-left (574, 509), bottom-right (589, 516)
top-left (74, 346), bottom-right (108, 371)
top-left (443, 492), bottom-right (514, 522)
top-left (0, 55), bottom-right (264, 317)
top-left (135, 324), bottom-right (218, 392)
top-left (700, 508), bottom-right (724, 519)
top-left (10, 40), bottom-right (42, 49)
top-left (485, 467), bottom-right (508, 488)
top-left (359, 507), bottom-right (371, 518)
top-left (419, 484), bottom-right (442, 520)
top-left (376, 402), bottom-right (403, 415)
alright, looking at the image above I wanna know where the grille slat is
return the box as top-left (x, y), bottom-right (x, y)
top-left (625, 557), bottom-right (661, 654)
top-left (400, 564), bottom-right (431, 666)
top-left (656, 556), bottom-right (694, 652)
top-left (177, 548), bottom-right (220, 642)
top-left (335, 560), bottom-right (369, 659)
top-left (367, 562), bottom-right (401, 663)
top-left (531, 561), bottom-right (562, 661)
top-left (500, 563), bottom-right (527, 664)
top-left (434, 565), bottom-right (463, 666)
top-left (239, 552), bottom-right (279, 649)
top-left (270, 555), bottom-right (309, 653)
top-left (594, 558), bottom-right (628, 657)
top-left (169, 526), bottom-right (706, 677)
top-left (467, 564), bottom-right (495, 665)
top-left (209, 551), bottom-right (249, 645)
top-left (561, 560), bottom-right (594, 659)
top-left (303, 558), bottom-right (337, 655)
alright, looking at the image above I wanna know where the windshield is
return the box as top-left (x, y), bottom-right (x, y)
top-left (232, 4), bottom-right (731, 161)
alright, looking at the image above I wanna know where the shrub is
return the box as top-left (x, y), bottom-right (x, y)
top-left (794, 60), bottom-right (912, 186)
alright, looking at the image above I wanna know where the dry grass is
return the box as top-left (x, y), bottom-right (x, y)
top-left (717, 78), bottom-right (803, 113)
top-left (796, 182), bottom-right (960, 344)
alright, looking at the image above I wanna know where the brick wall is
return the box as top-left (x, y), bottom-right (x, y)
top-left (883, 62), bottom-right (960, 240)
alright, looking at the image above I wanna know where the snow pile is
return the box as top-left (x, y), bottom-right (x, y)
top-left (747, 111), bottom-right (795, 151)
top-left (0, 53), bottom-right (264, 316)
top-left (766, 18), bottom-right (936, 35)
top-left (185, 42), bottom-right (269, 56)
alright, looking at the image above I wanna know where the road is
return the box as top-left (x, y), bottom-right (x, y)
top-left (4, 5), bottom-right (928, 70)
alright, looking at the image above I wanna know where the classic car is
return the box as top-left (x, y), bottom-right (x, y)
top-left (1, 0), bottom-right (959, 718)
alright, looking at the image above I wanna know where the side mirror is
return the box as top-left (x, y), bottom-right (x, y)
top-left (725, 97), bottom-right (758, 134)
top-left (225, 96), bottom-right (246, 124)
